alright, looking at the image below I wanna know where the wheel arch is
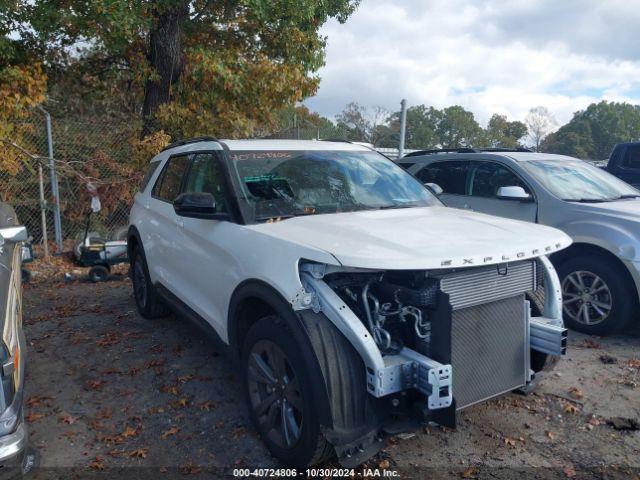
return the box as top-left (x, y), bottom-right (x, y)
top-left (551, 242), bottom-right (639, 303)
top-left (127, 225), bottom-right (142, 260)
top-left (228, 279), bottom-right (334, 427)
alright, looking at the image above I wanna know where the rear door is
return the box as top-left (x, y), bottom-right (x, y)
top-left (616, 145), bottom-right (640, 187)
top-left (147, 154), bottom-right (191, 286)
top-left (464, 161), bottom-right (537, 222)
top-left (414, 160), bottom-right (471, 210)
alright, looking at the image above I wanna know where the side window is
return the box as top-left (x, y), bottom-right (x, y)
top-left (470, 162), bottom-right (530, 198)
top-left (152, 155), bottom-right (190, 202)
top-left (415, 161), bottom-right (469, 195)
top-left (140, 161), bottom-right (161, 192)
top-left (183, 153), bottom-right (229, 213)
top-left (622, 146), bottom-right (640, 169)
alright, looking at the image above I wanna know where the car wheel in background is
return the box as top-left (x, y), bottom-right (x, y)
top-left (130, 250), bottom-right (170, 319)
top-left (557, 256), bottom-right (635, 335)
top-left (242, 315), bottom-right (333, 467)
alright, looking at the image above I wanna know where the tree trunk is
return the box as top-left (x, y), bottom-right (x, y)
top-left (141, 1), bottom-right (190, 137)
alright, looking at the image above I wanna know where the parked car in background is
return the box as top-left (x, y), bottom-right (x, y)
top-left (604, 142), bottom-right (640, 187)
top-left (399, 149), bottom-right (640, 335)
top-left (129, 138), bottom-right (570, 467)
top-left (0, 203), bottom-right (31, 474)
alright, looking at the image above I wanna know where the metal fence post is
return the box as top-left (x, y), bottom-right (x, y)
top-left (37, 160), bottom-right (50, 258)
top-left (38, 106), bottom-right (63, 251)
top-left (398, 99), bottom-right (407, 159)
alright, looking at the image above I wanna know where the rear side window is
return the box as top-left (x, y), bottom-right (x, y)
top-left (415, 161), bottom-right (469, 195)
top-left (152, 155), bottom-right (190, 202)
top-left (470, 162), bottom-right (531, 198)
top-left (622, 146), bottom-right (640, 169)
top-left (140, 161), bottom-right (161, 192)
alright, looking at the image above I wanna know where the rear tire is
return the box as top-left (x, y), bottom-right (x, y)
top-left (130, 249), bottom-right (170, 319)
top-left (557, 255), bottom-right (635, 335)
top-left (242, 315), bottom-right (333, 468)
top-left (89, 265), bottom-right (109, 283)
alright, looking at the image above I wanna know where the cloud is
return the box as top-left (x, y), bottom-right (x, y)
top-left (304, 0), bottom-right (640, 125)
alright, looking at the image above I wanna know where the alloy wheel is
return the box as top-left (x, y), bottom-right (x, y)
top-left (562, 270), bottom-right (613, 326)
top-left (247, 339), bottom-right (303, 449)
top-left (132, 257), bottom-right (148, 309)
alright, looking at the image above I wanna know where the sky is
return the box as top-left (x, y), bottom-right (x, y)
top-left (304, 0), bottom-right (640, 126)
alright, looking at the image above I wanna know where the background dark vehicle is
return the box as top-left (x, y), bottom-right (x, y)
top-left (0, 203), bottom-right (32, 475)
top-left (605, 143), bottom-right (640, 187)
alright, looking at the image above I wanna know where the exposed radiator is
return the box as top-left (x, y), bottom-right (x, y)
top-left (436, 261), bottom-right (536, 310)
top-left (451, 295), bottom-right (528, 408)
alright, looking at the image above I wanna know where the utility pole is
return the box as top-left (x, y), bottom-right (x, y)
top-left (398, 99), bottom-right (407, 159)
top-left (38, 106), bottom-right (63, 252)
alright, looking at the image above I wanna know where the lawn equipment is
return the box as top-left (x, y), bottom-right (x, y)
top-left (74, 190), bottom-right (128, 282)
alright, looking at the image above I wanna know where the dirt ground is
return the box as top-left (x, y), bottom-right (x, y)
top-left (21, 274), bottom-right (640, 479)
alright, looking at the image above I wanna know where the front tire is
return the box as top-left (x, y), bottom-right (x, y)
top-left (242, 315), bottom-right (332, 467)
top-left (557, 255), bottom-right (636, 335)
top-left (130, 249), bottom-right (170, 319)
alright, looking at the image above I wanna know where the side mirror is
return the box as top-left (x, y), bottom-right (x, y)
top-left (424, 182), bottom-right (443, 196)
top-left (0, 226), bottom-right (28, 246)
top-left (173, 192), bottom-right (229, 220)
top-left (496, 186), bottom-right (533, 202)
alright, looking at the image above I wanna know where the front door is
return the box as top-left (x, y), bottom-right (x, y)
top-left (464, 161), bottom-right (537, 222)
top-left (176, 152), bottom-right (238, 334)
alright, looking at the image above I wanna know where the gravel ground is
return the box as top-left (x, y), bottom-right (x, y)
top-left (21, 275), bottom-right (640, 479)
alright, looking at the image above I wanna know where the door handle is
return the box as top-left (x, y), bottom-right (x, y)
top-left (175, 218), bottom-right (184, 228)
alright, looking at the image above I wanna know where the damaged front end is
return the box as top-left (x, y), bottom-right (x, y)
top-left (296, 257), bottom-right (566, 465)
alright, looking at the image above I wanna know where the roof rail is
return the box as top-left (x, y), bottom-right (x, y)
top-left (401, 147), bottom-right (533, 158)
top-left (161, 136), bottom-right (220, 152)
top-left (479, 147), bottom-right (533, 153)
top-left (402, 148), bottom-right (476, 158)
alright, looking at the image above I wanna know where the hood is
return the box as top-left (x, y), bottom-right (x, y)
top-left (572, 198), bottom-right (640, 221)
top-left (248, 206), bottom-right (572, 270)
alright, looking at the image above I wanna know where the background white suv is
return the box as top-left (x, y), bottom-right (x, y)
top-left (128, 138), bottom-right (571, 467)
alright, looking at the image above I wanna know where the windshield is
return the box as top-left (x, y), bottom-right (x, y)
top-left (522, 159), bottom-right (640, 202)
top-left (229, 150), bottom-right (440, 223)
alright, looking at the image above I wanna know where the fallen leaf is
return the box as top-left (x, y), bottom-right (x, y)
top-left (128, 447), bottom-right (149, 458)
top-left (161, 426), bottom-right (180, 439)
top-left (563, 403), bottom-right (580, 415)
top-left (26, 413), bottom-right (46, 422)
top-left (461, 466), bottom-right (477, 478)
top-left (504, 437), bottom-right (516, 447)
top-left (177, 374), bottom-right (193, 384)
top-left (89, 456), bottom-right (105, 470)
top-left (378, 459), bottom-right (390, 469)
top-left (545, 430), bottom-right (556, 440)
top-left (568, 387), bottom-right (584, 399)
top-left (580, 339), bottom-right (601, 349)
top-left (59, 414), bottom-right (78, 424)
top-left (199, 401), bottom-right (216, 411)
top-left (180, 463), bottom-right (202, 475)
top-left (563, 466), bottom-right (576, 478)
top-left (26, 395), bottom-right (53, 407)
top-left (86, 380), bottom-right (105, 391)
top-left (121, 425), bottom-right (139, 438)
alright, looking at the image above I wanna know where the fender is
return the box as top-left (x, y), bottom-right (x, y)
top-left (126, 225), bottom-right (142, 261)
top-left (228, 279), bottom-right (333, 427)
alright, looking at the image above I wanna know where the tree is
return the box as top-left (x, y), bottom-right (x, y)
top-left (385, 105), bottom-right (439, 149)
top-left (542, 101), bottom-right (640, 159)
top-left (436, 106), bottom-right (482, 148)
top-left (335, 102), bottom-right (390, 144)
top-left (484, 114), bottom-right (528, 149)
top-left (11, 0), bottom-right (360, 138)
top-left (525, 106), bottom-right (557, 152)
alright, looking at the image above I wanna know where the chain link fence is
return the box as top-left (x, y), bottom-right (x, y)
top-left (1, 110), bottom-right (141, 252)
top-left (1, 109), bottom-right (409, 253)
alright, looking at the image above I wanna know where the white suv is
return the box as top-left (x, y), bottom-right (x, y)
top-left (128, 138), bottom-right (571, 467)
